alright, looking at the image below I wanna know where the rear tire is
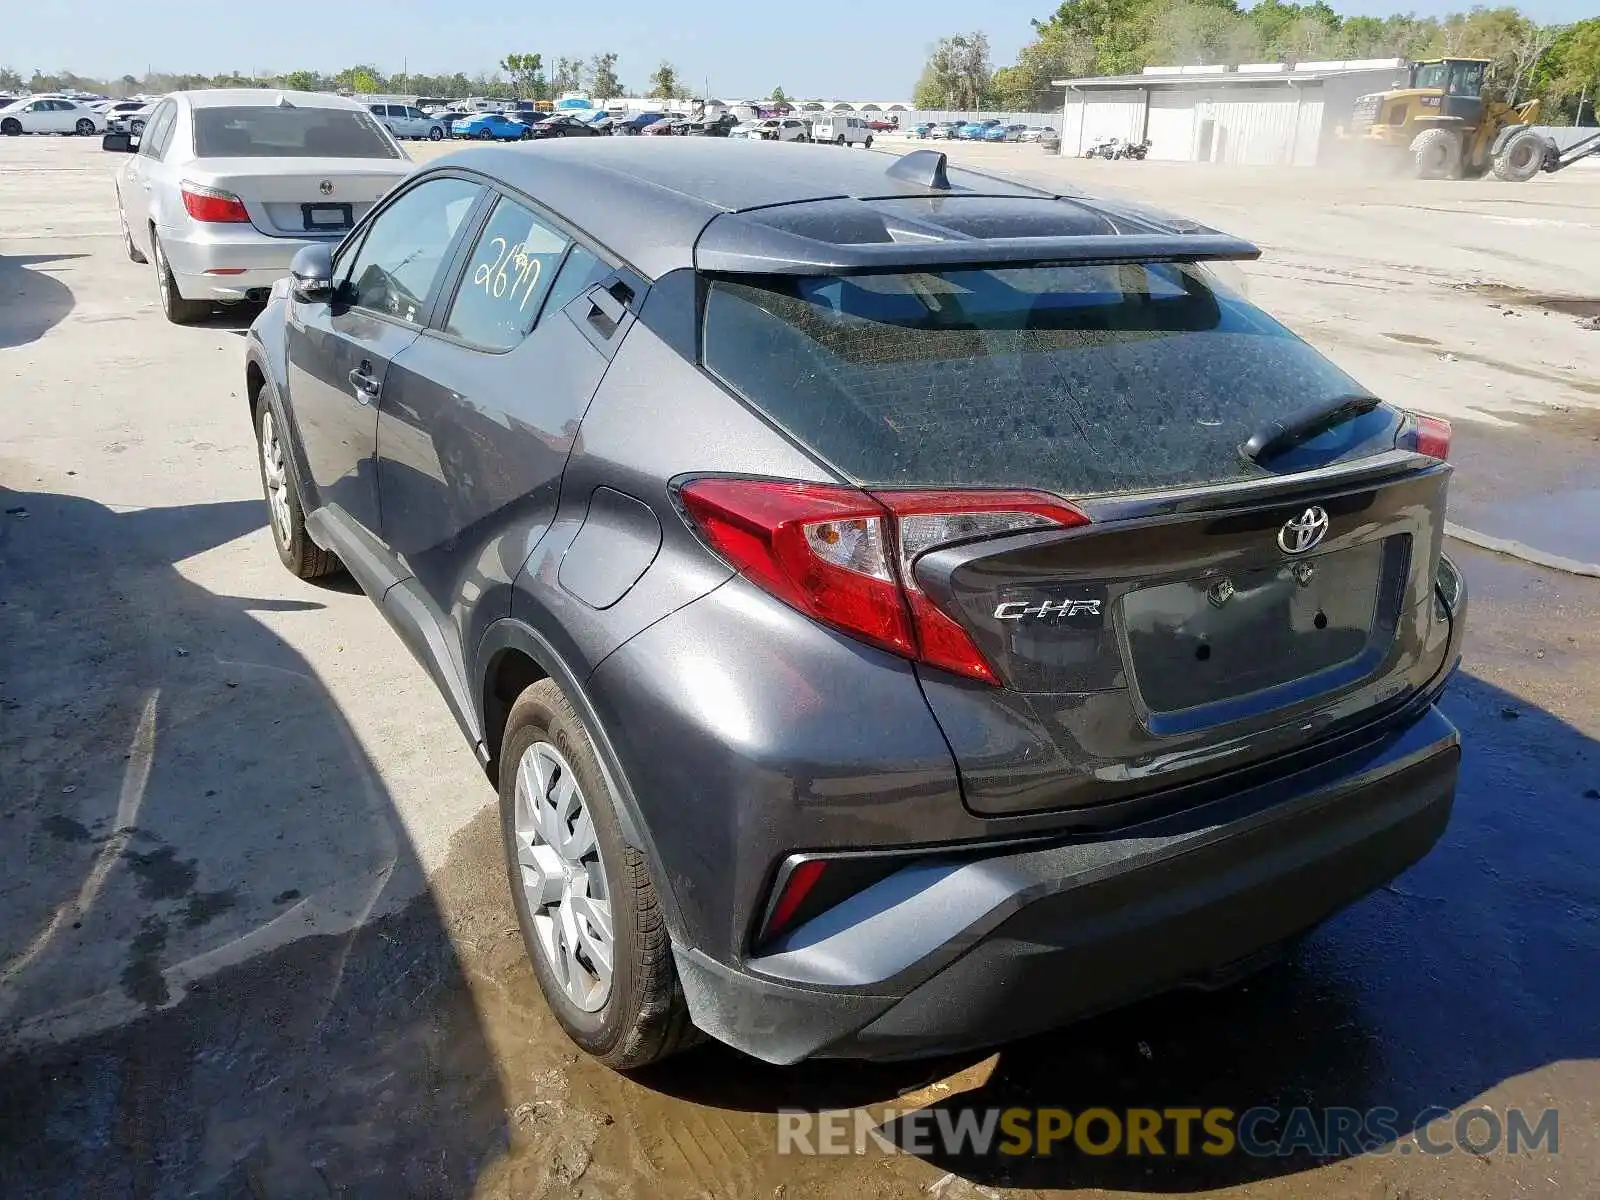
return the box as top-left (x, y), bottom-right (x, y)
top-left (1491, 129), bottom-right (1546, 182)
top-left (499, 681), bottom-right (698, 1070)
top-left (428, 125), bottom-right (444, 140)
top-left (477, 128), bottom-right (494, 140)
top-left (75, 118), bottom-right (96, 136)
top-left (152, 236), bottom-right (211, 325)
top-left (1410, 128), bottom-right (1461, 179)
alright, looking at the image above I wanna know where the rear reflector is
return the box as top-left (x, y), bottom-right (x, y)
top-left (679, 478), bottom-right (1088, 684)
top-left (764, 859), bottom-right (828, 940)
top-left (180, 181), bottom-right (251, 224)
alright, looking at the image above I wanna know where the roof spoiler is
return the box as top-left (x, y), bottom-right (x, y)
top-left (694, 228), bottom-right (1262, 275)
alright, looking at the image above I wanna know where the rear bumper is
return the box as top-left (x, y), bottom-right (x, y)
top-left (675, 703), bottom-right (1459, 1064)
top-left (160, 227), bottom-right (340, 301)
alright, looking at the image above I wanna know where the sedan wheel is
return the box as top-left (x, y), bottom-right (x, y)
top-left (1, 118), bottom-right (21, 136)
top-left (477, 128), bottom-right (494, 140)
top-left (259, 408), bottom-right (295, 552)
top-left (76, 118), bottom-right (96, 136)
top-left (152, 236), bottom-right (210, 325)
top-left (513, 738), bottom-right (615, 1013)
top-left (428, 126), bottom-right (443, 140)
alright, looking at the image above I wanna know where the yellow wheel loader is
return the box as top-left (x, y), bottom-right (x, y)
top-left (1343, 57), bottom-right (1600, 181)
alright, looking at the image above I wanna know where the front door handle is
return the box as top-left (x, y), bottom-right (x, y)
top-left (348, 365), bottom-right (381, 405)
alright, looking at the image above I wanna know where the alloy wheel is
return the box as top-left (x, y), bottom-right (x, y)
top-left (513, 739), bottom-right (614, 1012)
top-left (259, 408), bottom-right (293, 546)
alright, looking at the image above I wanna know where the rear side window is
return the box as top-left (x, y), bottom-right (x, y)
top-left (192, 106), bottom-right (401, 158)
top-left (443, 196), bottom-right (570, 349)
top-left (702, 264), bottom-right (1397, 496)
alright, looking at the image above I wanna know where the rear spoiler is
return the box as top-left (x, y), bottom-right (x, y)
top-left (694, 227), bottom-right (1262, 275)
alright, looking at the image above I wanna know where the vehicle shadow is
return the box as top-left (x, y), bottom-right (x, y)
top-left (0, 254), bottom-right (84, 349)
top-left (0, 486), bottom-right (507, 1198)
top-left (639, 666), bottom-right (1599, 1189)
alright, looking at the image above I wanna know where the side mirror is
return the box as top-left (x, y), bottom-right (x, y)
top-left (289, 243), bottom-right (335, 303)
top-left (102, 132), bottom-right (135, 153)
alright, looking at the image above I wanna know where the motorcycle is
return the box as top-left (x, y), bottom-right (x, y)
top-left (1084, 135), bottom-right (1120, 159)
top-left (1116, 139), bottom-right (1151, 160)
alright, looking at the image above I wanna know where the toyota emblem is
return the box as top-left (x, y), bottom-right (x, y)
top-left (319, 180), bottom-right (334, 196)
top-left (1278, 506), bottom-right (1330, 555)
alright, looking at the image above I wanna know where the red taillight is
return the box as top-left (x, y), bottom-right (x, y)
top-left (678, 478), bottom-right (1089, 685)
top-left (180, 182), bottom-right (251, 223)
top-left (1413, 414), bottom-right (1451, 460)
top-left (765, 859), bottom-right (828, 939)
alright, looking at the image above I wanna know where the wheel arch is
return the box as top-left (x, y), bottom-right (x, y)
top-left (474, 616), bottom-right (687, 941)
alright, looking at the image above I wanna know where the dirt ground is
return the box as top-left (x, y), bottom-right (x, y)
top-left (2, 135), bottom-right (1597, 1200)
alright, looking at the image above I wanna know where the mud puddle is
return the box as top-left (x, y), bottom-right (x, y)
top-left (1452, 281), bottom-right (1600, 325)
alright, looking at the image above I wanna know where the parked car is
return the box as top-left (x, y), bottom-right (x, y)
top-left (614, 111), bottom-right (667, 135)
top-left (368, 102), bottom-right (448, 141)
top-left (924, 121), bottom-right (961, 140)
top-left (728, 117), bottom-right (809, 142)
top-left (101, 99), bottom-right (152, 127)
top-left (454, 111), bottom-right (536, 140)
top-left (245, 138), bottom-right (1467, 1071)
top-left (682, 113), bottom-right (740, 137)
top-left (109, 102), bottom-right (158, 135)
top-left (641, 117), bottom-right (678, 136)
top-left (1039, 125), bottom-right (1061, 151)
top-left (956, 119), bottom-right (1003, 140)
top-left (810, 114), bottom-right (873, 147)
top-left (1017, 125), bottom-right (1054, 142)
top-left (0, 96), bottom-right (106, 136)
top-left (433, 109), bottom-right (470, 129)
top-left (868, 116), bottom-right (900, 131)
top-left (525, 113), bottom-right (604, 139)
top-left (104, 88), bottom-right (413, 323)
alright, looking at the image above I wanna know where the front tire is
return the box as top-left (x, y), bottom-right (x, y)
top-left (255, 401), bottom-right (339, 580)
top-left (152, 236), bottom-right (211, 325)
top-left (118, 197), bottom-right (146, 263)
top-left (864, 135), bottom-right (873, 149)
top-left (1410, 128), bottom-right (1461, 179)
top-left (499, 681), bottom-right (696, 1070)
top-left (1, 118), bottom-right (20, 136)
top-left (1491, 129), bottom-right (1546, 182)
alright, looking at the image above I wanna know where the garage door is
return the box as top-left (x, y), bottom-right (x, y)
top-left (1145, 93), bottom-right (1195, 161)
top-left (1075, 91), bottom-right (1145, 156)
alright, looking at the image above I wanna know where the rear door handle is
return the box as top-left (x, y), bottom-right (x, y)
top-left (348, 365), bottom-right (381, 405)
top-left (586, 284), bottom-right (627, 328)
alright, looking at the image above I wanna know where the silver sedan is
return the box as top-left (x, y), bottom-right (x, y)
top-left (108, 89), bottom-right (416, 323)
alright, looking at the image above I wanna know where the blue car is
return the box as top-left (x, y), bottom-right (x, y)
top-left (958, 119), bottom-right (1002, 140)
top-left (453, 111), bottom-right (534, 140)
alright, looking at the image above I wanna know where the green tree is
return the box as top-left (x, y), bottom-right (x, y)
top-left (279, 70), bottom-right (320, 92)
top-left (587, 52), bottom-right (622, 99)
top-left (0, 67), bottom-right (23, 91)
top-left (336, 64), bottom-right (384, 94)
top-left (1531, 18), bottom-right (1600, 121)
top-left (913, 33), bottom-right (993, 110)
top-left (771, 85), bottom-right (790, 105)
top-left (649, 61), bottom-right (680, 99)
top-left (990, 27), bottom-right (1097, 109)
top-left (500, 52), bottom-right (547, 99)
top-left (553, 56), bottom-right (584, 93)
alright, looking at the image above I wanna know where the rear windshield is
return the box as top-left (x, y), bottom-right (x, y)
top-left (192, 106), bottom-right (401, 159)
top-left (702, 263), bottom-right (1398, 495)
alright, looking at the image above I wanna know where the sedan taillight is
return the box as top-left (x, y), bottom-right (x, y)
top-left (678, 478), bottom-right (1088, 684)
top-left (180, 182), bottom-right (251, 223)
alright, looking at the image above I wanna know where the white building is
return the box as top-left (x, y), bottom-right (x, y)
top-left (1052, 60), bottom-right (1407, 165)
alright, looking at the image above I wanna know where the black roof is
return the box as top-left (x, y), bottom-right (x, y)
top-left (435, 139), bottom-right (1258, 279)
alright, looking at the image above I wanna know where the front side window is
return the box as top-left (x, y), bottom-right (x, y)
top-left (443, 196), bottom-right (571, 349)
top-left (339, 177), bottom-right (482, 324)
top-left (703, 262), bottom-right (1397, 496)
top-left (1413, 62), bottom-right (1448, 90)
top-left (192, 106), bottom-right (401, 159)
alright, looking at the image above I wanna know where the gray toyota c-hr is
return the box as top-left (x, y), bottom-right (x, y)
top-left (244, 139), bottom-right (1467, 1068)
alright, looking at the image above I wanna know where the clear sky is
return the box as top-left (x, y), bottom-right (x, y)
top-left (6, 0), bottom-right (1590, 100)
